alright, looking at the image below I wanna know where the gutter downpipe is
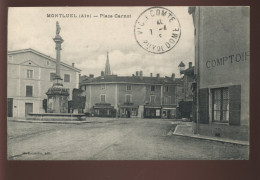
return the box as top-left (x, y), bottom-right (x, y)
top-left (196, 6), bottom-right (200, 134)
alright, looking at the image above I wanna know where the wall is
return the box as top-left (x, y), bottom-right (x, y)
top-left (85, 84), bottom-right (117, 108)
top-left (7, 51), bottom-right (80, 117)
top-left (197, 7), bottom-right (249, 126)
top-left (162, 85), bottom-right (176, 105)
top-left (183, 75), bottom-right (194, 101)
top-left (117, 83), bottom-right (146, 106)
top-left (145, 84), bottom-right (161, 105)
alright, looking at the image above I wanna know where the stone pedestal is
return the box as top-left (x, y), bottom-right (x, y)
top-left (46, 85), bottom-right (69, 113)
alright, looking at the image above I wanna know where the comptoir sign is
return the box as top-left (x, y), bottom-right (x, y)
top-left (205, 51), bottom-right (250, 69)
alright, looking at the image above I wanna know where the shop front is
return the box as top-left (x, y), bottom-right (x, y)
top-left (119, 103), bottom-right (139, 118)
top-left (93, 103), bottom-right (116, 117)
top-left (144, 106), bottom-right (161, 118)
top-left (162, 107), bottom-right (176, 119)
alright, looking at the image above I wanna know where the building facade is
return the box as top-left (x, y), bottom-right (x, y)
top-left (179, 61), bottom-right (195, 119)
top-left (7, 49), bottom-right (81, 117)
top-left (190, 7), bottom-right (249, 141)
top-left (80, 73), bottom-right (184, 118)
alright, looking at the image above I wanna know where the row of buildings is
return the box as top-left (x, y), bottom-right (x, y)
top-left (79, 71), bottom-right (184, 119)
top-left (7, 49), bottom-right (187, 119)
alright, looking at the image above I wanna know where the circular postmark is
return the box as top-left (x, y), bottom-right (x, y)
top-left (134, 7), bottom-right (181, 54)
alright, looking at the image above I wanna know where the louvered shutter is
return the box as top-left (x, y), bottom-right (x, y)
top-left (199, 88), bottom-right (209, 124)
top-left (229, 85), bottom-right (241, 125)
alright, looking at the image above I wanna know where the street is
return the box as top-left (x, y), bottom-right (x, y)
top-left (8, 118), bottom-right (248, 160)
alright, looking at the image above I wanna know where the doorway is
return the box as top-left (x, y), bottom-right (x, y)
top-left (25, 103), bottom-right (33, 116)
top-left (7, 98), bottom-right (13, 117)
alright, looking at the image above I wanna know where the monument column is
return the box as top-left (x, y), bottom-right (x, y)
top-left (46, 21), bottom-right (69, 113)
top-left (53, 21), bottom-right (63, 82)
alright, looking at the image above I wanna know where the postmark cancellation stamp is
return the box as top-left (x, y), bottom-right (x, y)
top-left (134, 7), bottom-right (181, 54)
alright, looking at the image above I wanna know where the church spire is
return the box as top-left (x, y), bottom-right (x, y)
top-left (105, 51), bottom-right (111, 76)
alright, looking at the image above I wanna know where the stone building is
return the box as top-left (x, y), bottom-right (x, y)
top-left (80, 72), bottom-right (184, 118)
top-left (7, 48), bottom-right (81, 117)
top-left (178, 61), bottom-right (195, 119)
top-left (189, 7), bottom-right (249, 141)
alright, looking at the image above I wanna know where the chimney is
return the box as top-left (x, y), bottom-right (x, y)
top-left (150, 73), bottom-right (153, 77)
top-left (189, 62), bottom-right (192, 68)
top-left (136, 71), bottom-right (139, 76)
top-left (140, 71), bottom-right (143, 77)
top-left (89, 74), bottom-right (94, 78)
top-left (72, 63), bottom-right (75, 67)
top-left (156, 73), bottom-right (160, 78)
top-left (172, 73), bottom-right (175, 80)
top-left (101, 71), bottom-right (104, 76)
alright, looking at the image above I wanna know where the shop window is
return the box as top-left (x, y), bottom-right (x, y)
top-left (126, 84), bottom-right (132, 91)
top-left (132, 109), bottom-right (137, 116)
top-left (26, 85), bottom-right (33, 97)
top-left (212, 88), bottom-right (229, 122)
top-left (100, 94), bottom-right (106, 103)
top-left (64, 74), bottom-right (70, 82)
top-left (27, 70), bottom-right (33, 79)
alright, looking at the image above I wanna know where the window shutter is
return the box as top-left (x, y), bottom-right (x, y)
top-left (199, 88), bottom-right (209, 124)
top-left (229, 85), bottom-right (241, 125)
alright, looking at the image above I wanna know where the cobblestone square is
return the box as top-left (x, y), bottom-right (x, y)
top-left (8, 118), bottom-right (249, 160)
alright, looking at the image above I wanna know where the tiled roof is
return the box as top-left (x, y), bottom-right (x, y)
top-left (8, 48), bottom-right (81, 72)
top-left (81, 75), bottom-right (183, 85)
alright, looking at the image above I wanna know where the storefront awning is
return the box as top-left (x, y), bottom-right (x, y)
top-left (120, 105), bottom-right (139, 108)
top-left (162, 107), bottom-right (176, 110)
top-left (144, 106), bottom-right (161, 109)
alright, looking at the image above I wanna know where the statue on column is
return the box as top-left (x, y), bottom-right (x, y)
top-left (56, 21), bottom-right (61, 35)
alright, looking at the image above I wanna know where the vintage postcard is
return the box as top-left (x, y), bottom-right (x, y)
top-left (7, 6), bottom-right (249, 160)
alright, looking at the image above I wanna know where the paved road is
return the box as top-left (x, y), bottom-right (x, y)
top-left (7, 118), bottom-right (248, 160)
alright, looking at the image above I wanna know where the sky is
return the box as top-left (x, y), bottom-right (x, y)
top-left (8, 7), bottom-right (194, 78)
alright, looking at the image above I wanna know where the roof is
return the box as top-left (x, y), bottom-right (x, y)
top-left (180, 66), bottom-right (195, 76)
top-left (81, 75), bottom-right (183, 85)
top-left (178, 61), bottom-right (185, 67)
top-left (8, 48), bottom-right (81, 73)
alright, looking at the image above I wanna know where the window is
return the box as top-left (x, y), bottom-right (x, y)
top-left (151, 85), bottom-right (155, 91)
top-left (212, 88), bottom-right (229, 122)
top-left (26, 86), bottom-right (33, 97)
top-left (50, 73), bottom-right (56, 81)
top-left (27, 70), bottom-right (33, 79)
top-left (165, 86), bottom-right (169, 92)
top-left (100, 94), bottom-right (106, 103)
top-left (101, 84), bottom-right (106, 90)
top-left (164, 96), bottom-right (171, 104)
top-left (132, 109), bottom-right (137, 116)
top-left (125, 94), bottom-right (132, 103)
top-left (150, 95), bottom-right (156, 104)
top-left (64, 74), bottom-right (70, 82)
top-left (47, 61), bottom-right (50, 65)
top-left (126, 84), bottom-right (132, 91)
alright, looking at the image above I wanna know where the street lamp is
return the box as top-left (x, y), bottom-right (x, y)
top-left (178, 61), bottom-right (186, 74)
